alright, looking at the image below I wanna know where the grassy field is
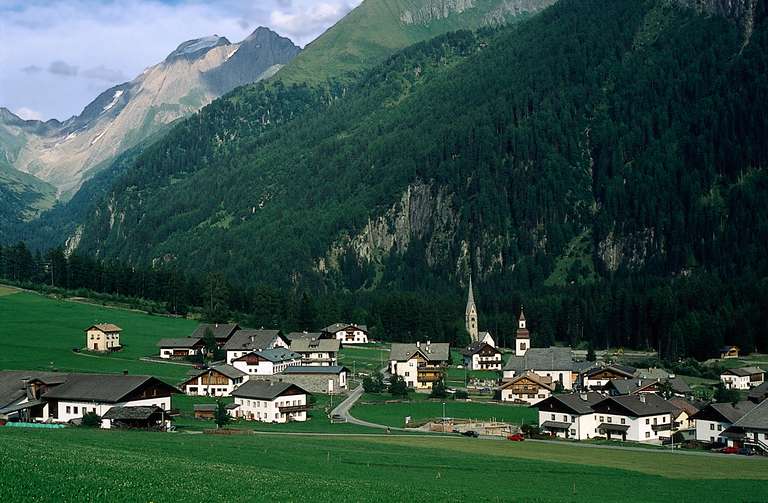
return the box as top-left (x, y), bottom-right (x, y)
top-left (0, 289), bottom-right (196, 382)
top-left (351, 393), bottom-right (538, 428)
top-left (337, 344), bottom-right (389, 375)
top-left (1, 427), bottom-right (766, 502)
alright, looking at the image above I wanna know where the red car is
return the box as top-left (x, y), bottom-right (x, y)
top-left (507, 434), bottom-right (525, 442)
top-left (721, 446), bottom-right (739, 454)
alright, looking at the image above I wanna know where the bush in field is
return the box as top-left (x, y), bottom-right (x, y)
top-left (215, 400), bottom-right (230, 428)
top-left (81, 412), bottom-right (101, 428)
top-left (388, 375), bottom-right (409, 397)
top-left (453, 390), bottom-right (469, 400)
top-left (363, 374), bottom-right (385, 393)
top-left (430, 379), bottom-right (447, 399)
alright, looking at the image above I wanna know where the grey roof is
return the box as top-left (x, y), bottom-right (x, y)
top-left (585, 365), bottom-right (636, 379)
top-left (540, 420), bottom-right (571, 430)
top-left (285, 332), bottom-right (322, 342)
top-left (461, 341), bottom-right (500, 357)
top-left (290, 338), bottom-right (341, 353)
top-left (389, 342), bottom-right (450, 363)
top-left (748, 381), bottom-right (768, 402)
top-left (634, 368), bottom-right (672, 380)
top-left (571, 361), bottom-right (596, 373)
top-left (43, 374), bottom-right (180, 403)
top-left (722, 367), bottom-right (764, 377)
top-left (231, 380), bottom-right (307, 400)
top-left (255, 348), bottom-right (302, 363)
top-left (536, 392), bottom-right (604, 415)
top-left (193, 404), bottom-right (217, 412)
top-left (190, 323), bottom-right (240, 341)
top-left (102, 406), bottom-right (163, 421)
top-left (731, 399), bottom-right (768, 430)
top-left (500, 371), bottom-right (554, 391)
top-left (322, 323), bottom-right (368, 334)
top-left (223, 329), bottom-right (284, 351)
top-left (608, 377), bottom-right (690, 396)
top-left (182, 364), bottom-right (246, 384)
top-left (692, 401), bottom-right (758, 424)
top-left (0, 371), bottom-right (69, 408)
top-left (504, 347), bottom-right (574, 372)
top-left (156, 337), bottom-right (203, 348)
top-left (281, 366), bottom-right (347, 375)
top-left (596, 394), bottom-right (677, 417)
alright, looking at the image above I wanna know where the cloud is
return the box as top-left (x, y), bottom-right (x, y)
top-left (82, 65), bottom-right (128, 83)
top-left (48, 60), bottom-right (79, 77)
top-left (14, 107), bottom-right (44, 121)
top-left (270, 2), bottom-right (356, 40)
top-left (21, 65), bottom-right (43, 74)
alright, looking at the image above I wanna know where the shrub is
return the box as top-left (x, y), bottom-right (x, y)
top-left (430, 379), bottom-right (447, 399)
top-left (454, 390), bottom-right (469, 400)
top-left (81, 412), bottom-right (101, 428)
top-left (388, 375), bottom-right (409, 397)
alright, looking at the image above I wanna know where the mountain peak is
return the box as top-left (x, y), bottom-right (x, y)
top-left (165, 35), bottom-right (231, 62)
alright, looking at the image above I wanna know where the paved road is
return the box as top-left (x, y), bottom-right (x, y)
top-left (329, 384), bottom-right (403, 431)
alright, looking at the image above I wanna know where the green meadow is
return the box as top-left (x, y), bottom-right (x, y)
top-left (0, 289), bottom-right (196, 382)
top-left (1, 427), bottom-right (766, 502)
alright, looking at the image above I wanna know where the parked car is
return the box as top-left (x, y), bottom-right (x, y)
top-left (738, 448), bottom-right (756, 456)
top-left (507, 433), bottom-right (525, 442)
top-left (721, 446), bottom-right (739, 454)
top-left (461, 430), bottom-right (480, 438)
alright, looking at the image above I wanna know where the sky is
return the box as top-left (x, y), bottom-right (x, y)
top-left (0, 0), bottom-right (362, 121)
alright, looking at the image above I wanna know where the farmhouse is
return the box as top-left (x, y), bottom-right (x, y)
top-left (40, 373), bottom-right (180, 427)
top-left (231, 348), bottom-right (302, 376)
top-left (720, 367), bottom-right (765, 390)
top-left (224, 329), bottom-right (289, 364)
top-left (280, 366), bottom-right (348, 394)
top-left (179, 365), bottom-right (247, 397)
top-left (499, 371), bottom-right (554, 405)
top-left (193, 404), bottom-right (217, 420)
top-left (230, 380), bottom-right (310, 423)
top-left (720, 345), bottom-right (740, 359)
top-left (723, 399), bottom-right (768, 454)
top-left (668, 397), bottom-right (701, 435)
top-left (503, 347), bottom-right (576, 390)
top-left (85, 324), bottom-right (122, 352)
top-left (156, 337), bottom-right (205, 359)
top-left (582, 365), bottom-right (636, 390)
top-left (322, 323), bottom-right (369, 344)
top-left (591, 394), bottom-right (676, 443)
top-left (603, 377), bottom-right (692, 398)
top-left (690, 401), bottom-right (758, 445)
top-left (535, 392), bottom-right (603, 440)
top-left (101, 406), bottom-right (168, 430)
top-left (189, 323), bottom-right (240, 348)
top-left (461, 341), bottom-right (502, 371)
top-left (290, 338), bottom-right (340, 366)
top-left (0, 371), bottom-right (69, 422)
top-left (389, 342), bottom-right (450, 390)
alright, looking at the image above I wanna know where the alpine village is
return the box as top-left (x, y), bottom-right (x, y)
top-left (1, 0), bottom-right (768, 501)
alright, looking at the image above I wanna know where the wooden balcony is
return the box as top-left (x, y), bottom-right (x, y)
top-left (279, 404), bottom-right (311, 413)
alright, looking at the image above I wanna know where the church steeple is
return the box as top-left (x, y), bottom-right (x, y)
top-left (515, 306), bottom-right (530, 356)
top-left (465, 277), bottom-right (479, 342)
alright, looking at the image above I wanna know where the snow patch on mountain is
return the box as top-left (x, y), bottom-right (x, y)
top-left (102, 90), bottom-right (124, 113)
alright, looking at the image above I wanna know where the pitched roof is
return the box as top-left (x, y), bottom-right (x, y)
top-left (322, 323), bottom-right (368, 334)
top-left (233, 348), bottom-right (302, 364)
top-left (190, 323), bottom-right (240, 341)
top-left (290, 338), bottom-right (341, 353)
top-left (102, 406), bottom-right (163, 421)
top-left (466, 277), bottom-right (476, 317)
top-left (504, 347), bottom-right (574, 372)
top-left (461, 341), bottom-right (501, 357)
top-left (193, 404), bottom-right (217, 412)
top-left (748, 381), bottom-right (768, 402)
top-left (389, 342), bottom-right (450, 363)
top-left (223, 329), bottom-right (284, 351)
top-left (42, 374), bottom-right (180, 403)
top-left (668, 397), bottom-right (700, 417)
top-left (285, 332), bottom-right (322, 342)
top-left (0, 371), bottom-right (69, 408)
top-left (691, 401), bottom-right (758, 424)
top-left (156, 337), bottom-right (203, 348)
top-left (281, 366), bottom-right (347, 375)
top-left (586, 365), bottom-right (636, 379)
top-left (722, 367), bottom-right (764, 377)
top-left (181, 364), bottom-right (246, 385)
top-left (231, 380), bottom-right (307, 400)
top-left (86, 323), bottom-right (122, 333)
top-left (730, 399), bottom-right (768, 430)
top-left (500, 371), bottom-right (554, 391)
top-left (595, 394), bottom-right (676, 417)
top-left (535, 392), bottom-right (603, 415)
top-left (634, 368), bottom-right (672, 380)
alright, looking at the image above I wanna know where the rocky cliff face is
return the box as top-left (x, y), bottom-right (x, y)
top-left (399, 0), bottom-right (556, 25)
top-left (0, 28), bottom-right (299, 200)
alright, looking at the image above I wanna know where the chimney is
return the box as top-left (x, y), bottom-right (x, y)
top-left (269, 381), bottom-right (274, 386)
top-left (639, 394), bottom-right (646, 403)
top-left (416, 341), bottom-right (420, 348)
top-left (580, 393), bottom-right (588, 401)
top-left (637, 379), bottom-right (642, 387)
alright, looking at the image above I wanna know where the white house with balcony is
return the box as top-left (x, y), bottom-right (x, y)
top-left (691, 401), bottom-right (758, 445)
top-left (461, 341), bottom-right (502, 371)
top-left (231, 348), bottom-right (302, 376)
top-left (389, 341), bottom-right (450, 390)
top-left (321, 323), bottom-right (369, 345)
top-left (720, 367), bottom-right (764, 390)
top-left (535, 392), bottom-right (603, 440)
top-left (229, 380), bottom-right (309, 423)
top-left (590, 394), bottom-right (677, 443)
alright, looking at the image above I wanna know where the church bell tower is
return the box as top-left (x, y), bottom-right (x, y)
top-left (515, 306), bottom-right (530, 356)
top-left (465, 277), bottom-right (479, 342)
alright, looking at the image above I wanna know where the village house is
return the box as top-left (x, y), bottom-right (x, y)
top-left (101, 406), bottom-right (169, 430)
top-left (461, 341), bottom-right (502, 371)
top-left (189, 323), bottom-right (240, 348)
top-left (389, 341), bottom-right (450, 390)
top-left (0, 371), bottom-right (68, 423)
top-left (229, 380), bottom-right (310, 423)
top-left (748, 381), bottom-right (768, 403)
top-left (280, 366), bottom-right (348, 394)
top-left (285, 332), bottom-right (323, 344)
top-left (156, 337), bottom-right (205, 359)
top-left (179, 364), bottom-right (247, 397)
top-left (85, 324), bottom-right (122, 352)
top-left (193, 404), bottom-right (217, 420)
top-left (668, 397), bottom-right (701, 438)
top-left (231, 348), bottom-right (302, 376)
top-left (723, 399), bottom-right (768, 454)
top-left (499, 371), bottom-right (554, 405)
top-left (289, 338), bottom-right (340, 366)
top-left (321, 323), bottom-right (369, 344)
top-left (504, 347), bottom-right (576, 390)
top-left (720, 345), bottom-right (740, 359)
top-left (581, 365), bottom-right (636, 390)
top-left (224, 329), bottom-right (289, 364)
top-left (720, 367), bottom-right (765, 390)
top-left (690, 401), bottom-right (758, 445)
top-left (535, 392), bottom-right (604, 440)
top-left (590, 394), bottom-right (676, 443)
top-left (603, 377), bottom-right (692, 398)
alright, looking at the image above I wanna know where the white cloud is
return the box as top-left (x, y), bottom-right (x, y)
top-left (0, 0), bottom-right (362, 121)
top-left (14, 107), bottom-right (44, 121)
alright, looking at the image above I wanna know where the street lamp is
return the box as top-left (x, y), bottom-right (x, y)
top-left (442, 402), bottom-right (446, 431)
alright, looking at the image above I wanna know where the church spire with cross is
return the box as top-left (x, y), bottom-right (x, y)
top-left (465, 277), bottom-right (479, 342)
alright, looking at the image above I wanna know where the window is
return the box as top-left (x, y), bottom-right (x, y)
top-left (570, 429), bottom-right (576, 435)
top-left (66, 406), bottom-right (71, 414)
top-left (653, 417), bottom-right (658, 425)
top-left (551, 414), bottom-right (555, 420)
top-left (710, 436), bottom-right (715, 442)
top-left (571, 416), bottom-right (576, 422)
top-left (645, 432), bottom-right (650, 438)
top-left (645, 418), bottom-right (650, 425)
top-left (710, 423), bottom-right (715, 431)
top-left (607, 417), bottom-right (612, 423)
top-left (599, 416), bottom-right (604, 422)
top-left (621, 418), bottom-right (626, 425)
top-left (73, 406), bottom-right (79, 414)
top-left (563, 415), bottom-right (568, 422)
top-left (717, 424), bottom-right (722, 431)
